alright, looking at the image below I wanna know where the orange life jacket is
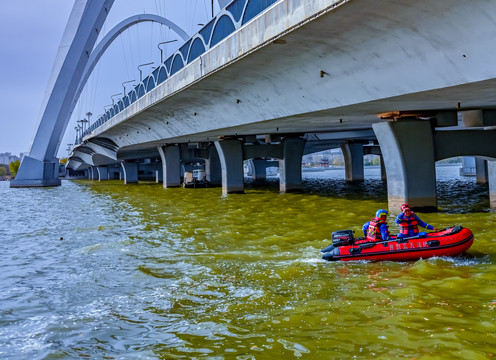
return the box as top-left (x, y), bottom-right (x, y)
top-left (399, 214), bottom-right (419, 235)
top-left (367, 217), bottom-right (388, 240)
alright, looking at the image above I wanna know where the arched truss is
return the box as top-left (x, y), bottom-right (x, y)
top-left (73, 14), bottom-right (190, 116)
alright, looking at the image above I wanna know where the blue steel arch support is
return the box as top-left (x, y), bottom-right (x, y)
top-left (11, 0), bottom-right (116, 187)
top-left (242, 0), bottom-right (279, 25)
top-left (170, 55), bottom-right (185, 76)
top-left (210, 15), bottom-right (236, 47)
top-left (187, 37), bottom-right (207, 63)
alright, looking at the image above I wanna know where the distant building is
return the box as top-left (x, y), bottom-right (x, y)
top-left (0, 152), bottom-right (20, 166)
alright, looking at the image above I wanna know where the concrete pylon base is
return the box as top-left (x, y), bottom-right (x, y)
top-left (121, 162), bottom-right (138, 184)
top-left (373, 120), bottom-right (437, 211)
top-left (279, 137), bottom-right (306, 192)
top-left (97, 166), bottom-right (109, 181)
top-left (341, 142), bottom-right (364, 182)
top-left (158, 145), bottom-right (181, 188)
top-left (489, 161), bottom-right (496, 209)
top-left (10, 156), bottom-right (61, 188)
top-left (251, 159), bottom-right (267, 183)
top-left (205, 144), bottom-right (222, 186)
top-left (215, 139), bottom-right (244, 194)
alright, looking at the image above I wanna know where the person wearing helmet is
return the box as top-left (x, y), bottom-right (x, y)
top-left (362, 209), bottom-right (390, 241)
top-left (395, 204), bottom-right (438, 238)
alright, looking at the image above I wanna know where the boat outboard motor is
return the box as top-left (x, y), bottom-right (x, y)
top-left (331, 230), bottom-right (354, 246)
top-left (321, 230), bottom-right (355, 253)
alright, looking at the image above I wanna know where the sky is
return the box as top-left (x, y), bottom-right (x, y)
top-left (0, 0), bottom-right (221, 158)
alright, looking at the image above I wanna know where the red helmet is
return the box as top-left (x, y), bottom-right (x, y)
top-left (401, 204), bottom-right (410, 211)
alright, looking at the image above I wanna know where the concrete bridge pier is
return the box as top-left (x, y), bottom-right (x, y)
top-left (108, 165), bottom-right (121, 180)
top-left (205, 144), bottom-right (221, 186)
top-left (489, 161), bottom-right (496, 208)
top-left (341, 142), bottom-right (364, 182)
top-left (155, 166), bottom-right (163, 183)
top-left (90, 166), bottom-right (99, 180)
top-left (215, 139), bottom-right (244, 194)
top-left (138, 162), bottom-right (160, 181)
top-left (476, 158), bottom-right (488, 184)
top-left (121, 162), bottom-right (138, 184)
top-left (373, 120), bottom-right (437, 211)
top-left (158, 145), bottom-right (181, 188)
top-left (279, 137), bottom-right (306, 192)
top-left (251, 159), bottom-right (267, 182)
top-left (97, 166), bottom-right (109, 181)
top-left (380, 155), bottom-right (387, 181)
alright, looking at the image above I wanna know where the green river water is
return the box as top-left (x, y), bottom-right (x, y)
top-left (1, 167), bottom-right (495, 359)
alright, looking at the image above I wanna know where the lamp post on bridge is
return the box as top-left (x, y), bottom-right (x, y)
top-left (76, 120), bottom-right (85, 143)
top-left (74, 126), bottom-right (80, 144)
top-left (66, 144), bottom-right (73, 157)
top-left (158, 40), bottom-right (178, 63)
top-left (122, 80), bottom-right (135, 96)
top-left (80, 118), bottom-right (88, 134)
top-left (86, 112), bottom-right (92, 127)
top-left (137, 62), bottom-right (154, 82)
top-left (111, 93), bottom-right (122, 106)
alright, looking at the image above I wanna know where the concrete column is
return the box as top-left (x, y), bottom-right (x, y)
top-left (476, 158), bottom-right (488, 184)
top-left (279, 137), bottom-right (306, 192)
top-left (489, 161), bottom-right (496, 209)
top-left (108, 167), bottom-right (121, 180)
top-left (379, 154), bottom-right (387, 181)
top-left (373, 120), bottom-right (437, 211)
top-left (97, 166), bottom-right (108, 181)
top-left (205, 144), bottom-right (222, 186)
top-left (157, 145), bottom-right (181, 188)
top-left (155, 165), bottom-right (163, 183)
top-left (341, 142), bottom-right (364, 182)
top-left (121, 162), bottom-right (138, 184)
top-left (251, 159), bottom-right (267, 181)
top-left (215, 139), bottom-right (244, 194)
top-left (91, 166), bottom-right (99, 180)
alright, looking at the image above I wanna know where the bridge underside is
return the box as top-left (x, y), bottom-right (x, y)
top-left (66, 0), bottom-right (496, 209)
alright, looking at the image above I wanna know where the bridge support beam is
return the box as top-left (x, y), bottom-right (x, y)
top-left (476, 158), bottom-right (488, 184)
top-left (373, 120), bottom-right (437, 211)
top-left (9, 157), bottom-right (61, 188)
top-left (97, 166), bottom-right (109, 181)
top-left (205, 144), bottom-right (221, 186)
top-left (489, 161), bottom-right (496, 209)
top-left (156, 167), bottom-right (163, 183)
top-left (121, 162), bottom-right (138, 184)
top-left (158, 145), bottom-right (181, 188)
top-left (215, 139), bottom-right (244, 194)
top-left (251, 159), bottom-right (267, 182)
top-left (341, 142), bottom-right (364, 182)
top-left (90, 166), bottom-right (99, 180)
top-left (380, 155), bottom-right (387, 181)
top-left (279, 137), bottom-right (306, 192)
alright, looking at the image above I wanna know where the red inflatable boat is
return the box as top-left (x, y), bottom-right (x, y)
top-left (321, 226), bottom-right (473, 262)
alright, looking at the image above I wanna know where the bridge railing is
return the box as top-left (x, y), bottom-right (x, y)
top-left (79, 0), bottom-right (280, 143)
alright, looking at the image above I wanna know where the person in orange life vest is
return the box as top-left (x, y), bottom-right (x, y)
top-left (395, 204), bottom-right (438, 239)
top-left (362, 209), bottom-right (390, 241)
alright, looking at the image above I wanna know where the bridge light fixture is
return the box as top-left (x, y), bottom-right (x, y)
top-left (158, 40), bottom-right (178, 63)
top-left (138, 62), bottom-right (154, 82)
top-left (122, 80), bottom-right (135, 96)
top-left (111, 93), bottom-right (123, 105)
top-left (86, 112), bottom-right (92, 126)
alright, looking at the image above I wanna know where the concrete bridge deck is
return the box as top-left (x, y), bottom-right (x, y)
top-left (18, 0), bottom-right (496, 209)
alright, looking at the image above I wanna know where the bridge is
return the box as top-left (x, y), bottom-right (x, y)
top-left (11, 0), bottom-right (496, 211)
